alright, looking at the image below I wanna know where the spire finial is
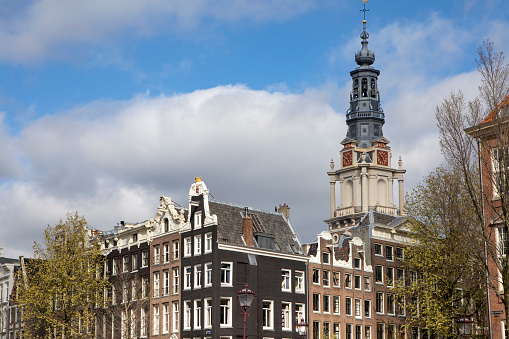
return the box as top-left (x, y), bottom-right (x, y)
top-left (360, 0), bottom-right (369, 21)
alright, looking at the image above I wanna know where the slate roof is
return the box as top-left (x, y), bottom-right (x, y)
top-left (0, 257), bottom-right (18, 265)
top-left (209, 200), bottom-right (302, 254)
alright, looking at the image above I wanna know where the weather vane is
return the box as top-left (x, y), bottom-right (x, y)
top-left (360, 0), bottom-right (369, 21)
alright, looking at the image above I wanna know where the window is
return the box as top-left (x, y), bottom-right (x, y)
top-left (153, 272), bottom-right (160, 298)
top-left (347, 324), bottom-right (353, 339)
top-left (410, 271), bottom-right (417, 284)
top-left (333, 272), bottom-right (340, 287)
top-left (313, 293), bottom-right (320, 312)
top-left (184, 300), bottom-right (192, 330)
top-left (295, 271), bottom-right (304, 292)
top-left (194, 265), bottom-right (202, 289)
top-left (377, 324), bottom-right (384, 339)
top-left (282, 269), bottom-right (291, 291)
top-left (282, 302), bottom-right (291, 331)
top-left (323, 295), bottom-right (330, 313)
top-left (194, 299), bottom-right (202, 329)
top-left (365, 326), bottom-right (371, 339)
top-left (142, 250), bottom-right (149, 267)
top-left (375, 266), bottom-right (383, 283)
top-left (396, 247), bottom-right (404, 260)
top-left (194, 235), bottom-right (202, 255)
top-left (387, 267), bottom-right (394, 287)
top-left (173, 240), bottom-right (179, 259)
top-left (345, 273), bottom-right (352, 288)
top-left (141, 308), bottom-right (148, 337)
top-left (492, 147), bottom-right (507, 197)
top-left (122, 255), bottom-right (129, 272)
top-left (262, 300), bottom-right (273, 329)
top-left (173, 267), bottom-right (179, 294)
top-left (312, 269), bottom-right (320, 284)
top-left (132, 252), bottom-right (138, 271)
top-left (164, 218), bottom-right (169, 232)
top-left (142, 276), bottom-right (149, 299)
top-left (205, 262), bottom-right (212, 287)
top-left (376, 292), bottom-right (384, 314)
top-left (387, 294), bottom-right (395, 315)
top-left (112, 257), bottom-right (118, 275)
top-left (184, 237), bottom-right (192, 257)
top-left (172, 302), bottom-right (179, 332)
top-left (184, 266), bottom-right (192, 289)
top-left (163, 243), bottom-right (170, 263)
top-left (205, 298), bottom-right (212, 328)
top-left (355, 275), bottom-right (361, 289)
top-left (374, 243), bottom-right (382, 256)
top-left (314, 321), bottom-right (321, 339)
top-left (365, 299), bottom-right (371, 318)
top-left (295, 303), bottom-right (305, 323)
top-left (386, 246), bottom-right (393, 261)
top-left (334, 323), bottom-right (340, 339)
top-left (354, 257), bottom-right (361, 269)
top-left (397, 296), bottom-right (406, 316)
top-left (220, 298), bottom-right (232, 327)
top-left (153, 305), bottom-right (160, 335)
top-left (205, 232), bottom-right (213, 253)
top-left (323, 251), bottom-right (330, 264)
top-left (355, 299), bottom-right (361, 317)
top-left (163, 270), bottom-right (170, 296)
top-left (345, 297), bottom-right (352, 315)
top-left (163, 303), bottom-right (170, 333)
top-left (364, 276), bottom-right (371, 291)
top-left (356, 325), bottom-right (362, 339)
top-left (194, 211), bottom-right (202, 228)
top-left (388, 324), bottom-right (396, 339)
top-left (499, 227), bottom-right (507, 256)
top-left (397, 269), bottom-right (405, 286)
top-left (323, 270), bottom-right (330, 287)
top-left (154, 245), bottom-right (160, 265)
top-left (332, 296), bottom-right (340, 315)
top-left (221, 262), bottom-right (232, 285)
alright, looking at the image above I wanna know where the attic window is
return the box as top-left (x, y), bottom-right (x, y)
top-left (256, 235), bottom-right (275, 250)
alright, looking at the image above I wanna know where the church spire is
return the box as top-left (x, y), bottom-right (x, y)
top-left (345, 6), bottom-right (385, 149)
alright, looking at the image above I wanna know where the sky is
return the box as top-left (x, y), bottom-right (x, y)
top-left (1, 0), bottom-right (508, 258)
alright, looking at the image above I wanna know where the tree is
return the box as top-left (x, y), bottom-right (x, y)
top-left (17, 212), bottom-right (109, 338)
top-left (395, 166), bottom-right (488, 338)
top-left (433, 40), bottom-right (509, 337)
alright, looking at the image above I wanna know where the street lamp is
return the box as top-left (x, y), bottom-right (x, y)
top-left (237, 283), bottom-right (255, 339)
top-left (456, 315), bottom-right (473, 337)
top-left (296, 318), bottom-right (308, 339)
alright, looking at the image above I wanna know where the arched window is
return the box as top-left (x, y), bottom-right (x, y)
top-left (353, 79), bottom-right (359, 99)
top-left (377, 179), bottom-right (387, 206)
top-left (370, 79), bottom-right (376, 98)
top-left (361, 78), bottom-right (368, 97)
top-left (164, 218), bottom-right (169, 233)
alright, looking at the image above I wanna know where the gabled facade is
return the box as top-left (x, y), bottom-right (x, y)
top-left (0, 252), bottom-right (20, 339)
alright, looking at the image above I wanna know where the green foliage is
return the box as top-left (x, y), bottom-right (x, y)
top-left (394, 167), bottom-right (488, 338)
top-left (18, 212), bottom-right (110, 338)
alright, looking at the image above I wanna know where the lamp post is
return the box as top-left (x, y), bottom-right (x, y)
top-left (296, 318), bottom-right (308, 339)
top-left (456, 315), bottom-right (473, 338)
top-left (237, 283), bottom-right (255, 339)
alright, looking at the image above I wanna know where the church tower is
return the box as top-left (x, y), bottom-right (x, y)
top-left (326, 16), bottom-right (406, 229)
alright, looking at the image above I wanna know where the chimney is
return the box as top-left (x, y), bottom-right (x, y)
top-left (242, 207), bottom-right (253, 247)
top-left (277, 203), bottom-right (290, 219)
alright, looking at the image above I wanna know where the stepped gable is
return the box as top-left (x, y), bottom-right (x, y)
top-left (209, 200), bottom-right (301, 254)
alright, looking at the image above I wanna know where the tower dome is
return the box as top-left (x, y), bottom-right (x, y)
top-left (355, 20), bottom-right (375, 66)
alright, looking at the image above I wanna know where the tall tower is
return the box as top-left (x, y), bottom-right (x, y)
top-left (326, 16), bottom-right (406, 229)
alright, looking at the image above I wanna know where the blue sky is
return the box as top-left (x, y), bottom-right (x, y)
top-left (0, 0), bottom-right (508, 257)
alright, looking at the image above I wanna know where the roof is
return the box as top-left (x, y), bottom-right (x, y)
top-left (481, 94), bottom-right (509, 123)
top-left (0, 257), bottom-right (19, 265)
top-left (209, 200), bottom-right (302, 254)
top-left (357, 210), bottom-right (408, 228)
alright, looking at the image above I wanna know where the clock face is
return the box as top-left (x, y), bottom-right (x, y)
top-left (342, 151), bottom-right (353, 167)
top-left (377, 150), bottom-right (388, 166)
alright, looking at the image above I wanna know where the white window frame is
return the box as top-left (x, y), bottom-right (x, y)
top-left (163, 243), bottom-right (170, 263)
top-left (345, 297), bottom-right (352, 316)
top-left (282, 302), bottom-right (292, 331)
top-left (184, 266), bottom-right (192, 290)
top-left (173, 239), bottom-right (179, 260)
top-left (194, 299), bottom-right (202, 329)
top-left (220, 297), bottom-right (232, 327)
top-left (205, 298), bottom-right (212, 328)
top-left (323, 294), bottom-right (331, 314)
top-left (184, 300), bottom-right (192, 330)
top-left (163, 270), bottom-right (169, 296)
top-left (194, 211), bottom-right (202, 229)
top-left (173, 267), bottom-right (179, 294)
top-left (163, 303), bottom-right (170, 334)
top-left (282, 269), bottom-right (291, 292)
top-left (295, 270), bottom-right (305, 293)
top-left (205, 232), bottom-right (213, 253)
top-left (333, 295), bottom-right (340, 315)
top-left (154, 245), bottom-right (160, 265)
top-left (194, 235), bottom-right (202, 256)
top-left (172, 301), bottom-right (179, 333)
top-left (184, 237), bottom-right (192, 257)
top-left (153, 305), bottom-right (159, 336)
top-left (153, 272), bottom-right (160, 298)
top-left (194, 264), bottom-right (202, 289)
top-left (262, 300), bottom-right (274, 330)
top-left (205, 262), bottom-right (213, 287)
top-left (295, 303), bottom-right (305, 324)
top-left (221, 262), bottom-right (232, 286)
top-left (355, 298), bottom-right (362, 318)
top-left (142, 249), bottom-right (149, 267)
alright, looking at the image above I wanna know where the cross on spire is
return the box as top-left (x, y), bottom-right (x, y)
top-left (360, 1), bottom-right (369, 21)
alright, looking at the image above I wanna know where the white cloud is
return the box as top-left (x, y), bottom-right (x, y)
top-left (0, 0), bottom-right (316, 63)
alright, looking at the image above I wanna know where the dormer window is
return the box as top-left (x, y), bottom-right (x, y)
top-left (256, 234), bottom-right (276, 250)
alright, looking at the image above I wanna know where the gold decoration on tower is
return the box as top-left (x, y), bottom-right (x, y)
top-left (195, 177), bottom-right (202, 182)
